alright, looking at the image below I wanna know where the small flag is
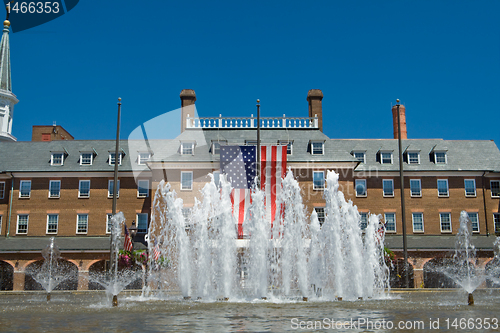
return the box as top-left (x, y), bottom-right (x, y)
top-left (376, 222), bottom-right (385, 243)
top-left (124, 225), bottom-right (133, 252)
top-left (153, 239), bottom-right (160, 261)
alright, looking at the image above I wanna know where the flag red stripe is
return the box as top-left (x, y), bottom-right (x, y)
top-left (270, 146), bottom-right (277, 225)
top-left (238, 189), bottom-right (245, 238)
top-left (260, 146), bottom-right (266, 190)
top-left (281, 145), bottom-right (287, 178)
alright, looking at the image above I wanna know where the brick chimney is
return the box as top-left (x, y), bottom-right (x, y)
top-left (180, 89), bottom-right (196, 132)
top-left (307, 89), bottom-right (323, 132)
top-left (391, 103), bottom-right (407, 139)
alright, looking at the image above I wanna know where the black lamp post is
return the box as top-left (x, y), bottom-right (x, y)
top-left (129, 220), bottom-right (138, 239)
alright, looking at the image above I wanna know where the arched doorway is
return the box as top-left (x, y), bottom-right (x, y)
top-left (88, 260), bottom-right (143, 290)
top-left (0, 261), bottom-right (13, 290)
top-left (485, 258), bottom-right (500, 288)
top-left (423, 258), bottom-right (462, 288)
top-left (24, 259), bottom-right (78, 290)
top-left (389, 258), bottom-right (414, 288)
top-left (88, 260), bottom-right (106, 290)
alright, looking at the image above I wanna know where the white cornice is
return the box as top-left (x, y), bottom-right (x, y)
top-left (10, 171), bottom-right (151, 178)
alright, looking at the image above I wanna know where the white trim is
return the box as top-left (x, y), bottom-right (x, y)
top-left (312, 170), bottom-right (325, 190)
top-left (76, 214), bottom-right (88, 234)
top-left (382, 179), bottom-right (394, 197)
top-left (10, 171), bottom-right (152, 178)
top-left (80, 152), bottom-right (93, 166)
top-left (437, 179), bottom-right (449, 197)
top-left (136, 213), bottom-right (148, 233)
top-left (493, 213), bottom-right (500, 234)
top-left (137, 152), bottom-right (151, 165)
top-left (19, 180), bottom-right (31, 198)
top-left (384, 212), bottom-right (396, 233)
top-left (78, 180), bottom-right (91, 198)
top-left (16, 214), bottom-right (29, 235)
top-left (48, 180), bottom-right (61, 198)
top-left (137, 179), bottom-right (149, 198)
top-left (46, 214), bottom-right (58, 234)
top-left (180, 171), bottom-right (193, 190)
top-left (412, 212), bottom-right (424, 233)
top-left (407, 151), bottom-right (420, 164)
top-left (0, 181), bottom-right (5, 199)
top-left (355, 179), bottom-right (367, 197)
top-left (180, 142), bottom-right (195, 155)
top-left (354, 171), bottom-right (486, 177)
top-left (50, 152), bottom-right (64, 166)
top-left (439, 212), bottom-right (452, 233)
top-left (410, 179), bottom-right (422, 197)
top-left (467, 211), bottom-right (479, 233)
top-left (464, 179), bottom-right (476, 197)
top-left (108, 152), bottom-right (122, 166)
top-left (147, 162), bottom-right (357, 170)
top-left (491, 180), bottom-right (500, 198)
top-left (352, 151), bottom-right (366, 164)
top-left (107, 179), bottom-right (120, 198)
top-left (106, 214), bottom-right (112, 234)
top-left (0, 215), bottom-right (2, 234)
top-left (380, 151), bottom-right (393, 165)
top-left (311, 141), bottom-right (324, 155)
top-left (434, 151), bottom-right (447, 164)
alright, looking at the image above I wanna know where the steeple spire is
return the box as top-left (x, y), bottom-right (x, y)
top-left (0, 3), bottom-right (19, 142)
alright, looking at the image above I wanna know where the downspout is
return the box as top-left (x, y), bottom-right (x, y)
top-left (6, 172), bottom-right (14, 238)
top-left (481, 171), bottom-right (489, 236)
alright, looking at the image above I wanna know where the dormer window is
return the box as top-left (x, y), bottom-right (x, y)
top-left (311, 141), bottom-right (324, 155)
top-left (180, 142), bottom-right (194, 155)
top-left (109, 153), bottom-right (122, 166)
top-left (211, 141), bottom-right (227, 155)
top-left (80, 152), bottom-right (93, 165)
top-left (434, 151), bottom-right (447, 164)
top-left (51, 152), bottom-right (64, 166)
top-left (407, 151), bottom-right (420, 164)
top-left (352, 151), bottom-right (366, 163)
top-left (278, 140), bottom-right (293, 155)
top-left (138, 152), bottom-right (151, 165)
top-left (380, 151), bottom-right (393, 164)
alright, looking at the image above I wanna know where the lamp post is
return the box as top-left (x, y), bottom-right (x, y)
top-left (396, 99), bottom-right (409, 288)
top-left (110, 98), bottom-right (121, 275)
top-left (256, 99), bottom-right (261, 188)
top-left (129, 220), bottom-right (138, 239)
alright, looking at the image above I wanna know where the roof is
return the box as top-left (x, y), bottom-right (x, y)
top-left (385, 235), bottom-right (497, 251)
top-left (0, 236), bottom-right (111, 252)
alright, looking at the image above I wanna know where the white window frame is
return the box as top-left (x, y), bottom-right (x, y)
top-left (384, 213), bottom-right (396, 233)
top-left (76, 214), bottom-right (88, 234)
top-left (412, 212), bottom-right (424, 233)
top-left (181, 171), bottom-right (193, 190)
top-left (464, 179), bottom-right (476, 197)
top-left (46, 214), bottom-right (58, 234)
top-left (314, 207), bottom-right (325, 226)
top-left (311, 141), bottom-right (324, 155)
top-left (279, 140), bottom-right (293, 155)
top-left (0, 215), bottom-right (2, 234)
top-left (434, 151), bottom-right (447, 164)
top-left (51, 152), bottom-right (64, 166)
top-left (16, 214), bottom-right (28, 234)
top-left (108, 179), bottom-right (120, 198)
top-left (467, 212), bottom-right (479, 233)
top-left (138, 152), bottom-right (151, 165)
top-left (494, 213), bottom-right (500, 234)
top-left (355, 179), bottom-right (367, 197)
top-left (313, 171), bottom-right (325, 190)
top-left (213, 171), bottom-right (221, 188)
top-left (359, 212), bottom-right (368, 230)
top-left (352, 151), bottom-right (366, 164)
top-left (380, 151), bottom-right (393, 165)
top-left (49, 180), bottom-right (61, 198)
top-left (382, 179), bottom-right (394, 197)
top-left (437, 179), bottom-right (449, 197)
top-left (0, 181), bottom-right (5, 199)
top-left (137, 179), bottom-right (149, 198)
top-left (136, 213), bottom-right (148, 233)
top-left (439, 212), bottom-right (452, 233)
top-left (108, 152), bottom-right (122, 166)
top-left (19, 180), bottom-right (31, 198)
top-left (80, 152), bottom-right (93, 166)
top-left (106, 214), bottom-right (113, 234)
top-left (407, 151), bottom-right (420, 164)
top-left (491, 180), bottom-right (500, 198)
top-left (410, 179), bottom-right (422, 197)
top-left (211, 141), bottom-right (227, 155)
top-left (78, 180), bottom-right (91, 198)
top-left (180, 142), bottom-right (195, 155)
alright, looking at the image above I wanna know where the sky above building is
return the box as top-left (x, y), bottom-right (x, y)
top-left (7, 1), bottom-right (500, 146)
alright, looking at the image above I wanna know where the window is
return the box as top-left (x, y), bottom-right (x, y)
top-left (314, 207), bottom-right (325, 226)
top-left (355, 179), bottom-right (367, 197)
top-left (435, 152), bottom-right (447, 164)
top-left (181, 171), bottom-right (193, 190)
top-left (108, 180), bottom-right (120, 198)
top-left (212, 141), bottom-right (227, 155)
top-left (109, 153), bottom-right (122, 165)
top-left (180, 142), bottom-right (194, 155)
top-left (19, 180), bottom-right (31, 198)
top-left (137, 213), bottom-right (148, 233)
top-left (437, 179), bottom-right (449, 197)
top-left (313, 171), bottom-right (325, 190)
top-left (79, 180), bottom-right (90, 198)
top-left (383, 179), bottom-right (394, 197)
top-left (491, 180), bottom-right (500, 198)
top-left (0, 215), bottom-right (2, 233)
top-left (137, 180), bottom-right (149, 198)
top-left (494, 213), bottom-right (500, 234)
top-left (80, 153), bottom-right (93, 165)
top-left (384, 213), bottom-right (396, 232)
top-left (408, 152), bottom-right (420, 164)
top-left (0, 181), bottom-right (4, 199)
top-left (439, 212), bottom-right (452, 233)
top-left (380, 152), bottom-right (393, 164)
top-left (51, 152), bottom-right (64, 166)
top-left (17, 214), bottom-right (28, 234)
top-left (410, 179), bottom-right (421, 197)
top-left (360, 212), bottom-right (368, 230)
top-left (106, 214), bottom-right (113, 234)
top-left (213, 171), bottom-right (220, 188)
top-left (412, 212), bottom-right (424, 232)
top-left (353, 151), bottom-right (365, 163)
top-left (468, 212), bottom-right (479, 233)
top-left (46, 214), bottom-right (58, 234)
top-left (49, 180), bottom-right (61, 198)
top-left (464, 179), bottom-right (476, 197)
top-left (77, 214), bottom-right (88, 234)
top-left (279, 141), bottom-right (293, 155)
top-left (311, 142), bottom-right (324, 155)
top-left (138, 152), bottom-right (151, 165)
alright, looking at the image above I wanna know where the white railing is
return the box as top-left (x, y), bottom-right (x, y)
top-left (186, 114), bottom-right (318, 129)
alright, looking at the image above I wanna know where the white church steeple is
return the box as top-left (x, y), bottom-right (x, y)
top-left (0, 4), bottom-right (19, 142)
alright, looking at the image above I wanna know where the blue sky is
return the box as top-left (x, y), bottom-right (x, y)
top-left (7, 1), bottom-right (500, 146)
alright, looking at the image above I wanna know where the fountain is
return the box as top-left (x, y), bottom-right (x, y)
top-left (147, 169), bottom-right (390, 301)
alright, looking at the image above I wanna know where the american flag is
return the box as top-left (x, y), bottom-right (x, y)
top-left (153, 239), bottom-right (160, 261)
top-left (221, 145), bottom-right (287, 238)
top-left (123, 225), bottom-right (133, 252)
